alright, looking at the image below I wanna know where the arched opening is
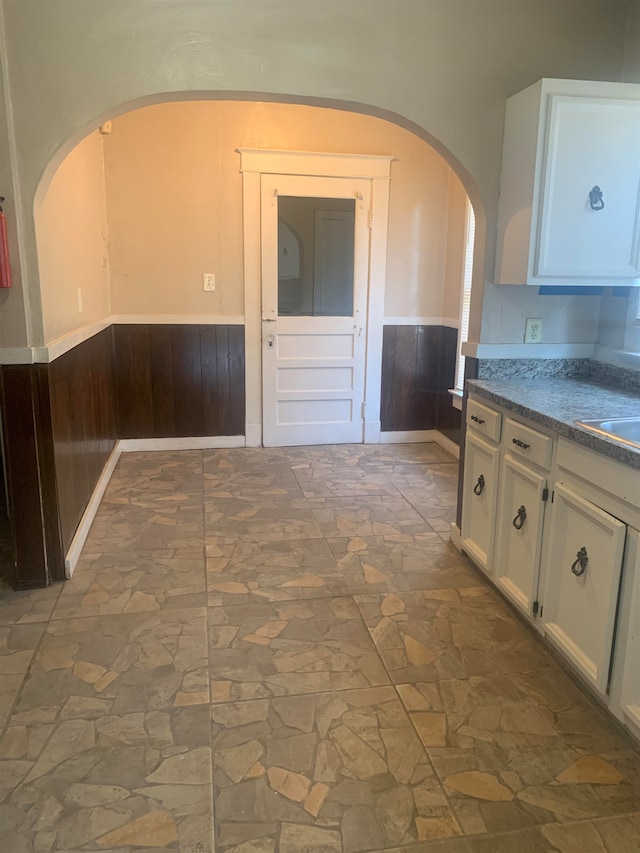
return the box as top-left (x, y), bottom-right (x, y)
top-left (26, 95), bottom-right (480, 581)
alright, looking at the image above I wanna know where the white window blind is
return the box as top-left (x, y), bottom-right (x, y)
top-left (455, 200), bottom-right (475, 390)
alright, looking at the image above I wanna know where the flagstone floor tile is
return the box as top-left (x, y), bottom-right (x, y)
top-left (211, 687), bottom-right (461, 852)
top-left (356, 588), bottom-right (555, 683)
top-left (327, 534), bottom-right (480, 594)
top-left (0, 704), bottom-right (213, 851)
top-left (309, 496), bottom-right (432, 538)
top-left (0, 583), bottom-right (61, 626)
top-left (13, 608), bottom-right (209, 722)
top-left (2, 443), bottom-right (640, 852)
top-left (208, 598), bottom-right (390, 701)
top-left (205, 497), bottom-right (323, 543)
top-left (206, 540), bottom-right (349, 606)
top-left (0, 623), bottom-right (44, 729)
top-left (52, 550), bottom-right (206, 618)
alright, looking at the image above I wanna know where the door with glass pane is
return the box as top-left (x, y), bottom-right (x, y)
top-left (261, 174), bottom-right (371, 447)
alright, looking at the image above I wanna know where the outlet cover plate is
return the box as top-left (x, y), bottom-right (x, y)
top-left (524, 318), bottom-right (543, 344)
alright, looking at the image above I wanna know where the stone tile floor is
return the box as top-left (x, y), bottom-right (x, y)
top-left (1, 443), bottom-right (640, 851)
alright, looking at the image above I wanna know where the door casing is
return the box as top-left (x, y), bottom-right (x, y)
top-left (239, 148), bottom-right (393, 446)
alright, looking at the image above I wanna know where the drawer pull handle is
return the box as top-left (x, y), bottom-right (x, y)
top-left (470, 415), bottom-right (485, 425)
top-left (512, 438), bottom-right (530, 450)
top-left (473, 474), bottom-right (485, 496)
top-left (512, 505), bottom-right (527, 529)
top-left (571, 546), bottom-right (589, 577)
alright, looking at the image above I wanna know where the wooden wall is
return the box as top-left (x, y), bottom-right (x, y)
top-left (113, 325), bottom-right (245, 439)
top-left (49, 328), bottom-right (117, 556)
top-left (380, 324), bottom-right (461, 438)
top-left (1, 323), bottom-right (247, 588)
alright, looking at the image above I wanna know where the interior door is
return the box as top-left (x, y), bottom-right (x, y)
top-left (261, 174), bottom-right (371, 447)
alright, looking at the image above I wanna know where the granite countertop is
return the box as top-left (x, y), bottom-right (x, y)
top-left (467, 377), bottom-right (640, 470)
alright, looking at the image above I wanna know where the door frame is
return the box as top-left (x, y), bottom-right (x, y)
top-left (239, 148), bottom-right (393, 446)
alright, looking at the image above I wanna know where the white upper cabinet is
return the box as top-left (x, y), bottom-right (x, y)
top-left (495, 79), bottom-right (640, 286)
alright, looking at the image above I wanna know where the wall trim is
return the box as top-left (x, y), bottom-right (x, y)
top-left (383, 316), bottom-right (459, 327)
top-left (0, 315), bottom-right (247, 365)
top-left (462, 341), bottom-right (596, 359)
top-left (380, 428), bottom-right (460, 459)
top-left (380, 429), bottom-right (439, 444)
top-left (118, 436), bottom-right (246, 452)
top-left (64, 442), bottom-right (121, 578)
top-left (449, 523), bottom-right (462, 552)
top-left (111, 314), bottom-right (245, 326)
top-left (238, 148), bottom-right (395, 178)
top-left (0, 347), bottom-right (35, 364)
top-left (239, 148), bottom-right (392, 448)
top-left (433, 430), bottom-right (460, 460)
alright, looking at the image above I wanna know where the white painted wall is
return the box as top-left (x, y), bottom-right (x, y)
top-left (35, 131), bottom-right (110, 342)
top-left (102, 101), bottom-right (461, 324)
top-left (0, 0), bottom-right (632, 349)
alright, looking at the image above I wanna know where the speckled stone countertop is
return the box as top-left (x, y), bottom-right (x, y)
top-left (468, 377), bottom-right (640, 470)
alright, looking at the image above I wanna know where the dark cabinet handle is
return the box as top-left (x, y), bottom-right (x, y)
top-left (588, 186), bottom-right (604, 211)
top-left (470, 415), bottom-right (485, 425)
top-left (512, 505), bottom-right (527, 529)
top-left (473, 474), bottom-right (485, 496)
top-left (512, 438), bottom-right (530, 450)
top-left (571, 546), bottom-right (589, 577)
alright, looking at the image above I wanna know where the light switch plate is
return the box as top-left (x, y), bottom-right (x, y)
top-left (524, 318), bottom-right (543, 343)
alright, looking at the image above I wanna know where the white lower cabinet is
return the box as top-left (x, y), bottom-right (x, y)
top-left (616, 529), bottom-right (640, 729)
top-left (542, 482), bottom-right (626, 695)
top-left (461, 431), bottom-right (500, 573)
top-left (494, 454), bottom-right (547, 617)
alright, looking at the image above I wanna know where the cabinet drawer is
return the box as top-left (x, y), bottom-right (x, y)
top-left (504, 418), bottom-right (553, 470)
top-left (467, 399), bottom-right (502, 443)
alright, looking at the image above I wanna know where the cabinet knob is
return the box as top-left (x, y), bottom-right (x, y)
top-left (512, 505), bottom-right (527, 530)
top-left (571, 545), bottom-right (589, 577)
top-left (588, 186), bottom-right (605, 211)
top-left (473, 474), bottom-right (485, 496)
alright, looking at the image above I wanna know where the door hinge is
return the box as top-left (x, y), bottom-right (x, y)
top-left (532, 600), bottom-right (539, 615)
top-left (361, 402), bottom-right (367, 419)
top-left (542, 487), bottom-right (549, 502)
top-left (368, 210), bottom-right (373, 229)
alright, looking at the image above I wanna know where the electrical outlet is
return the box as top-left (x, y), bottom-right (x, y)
top-left (203, 273), bottom-right (215, 292)
top-left (524, 318), bottom-right (542, 344)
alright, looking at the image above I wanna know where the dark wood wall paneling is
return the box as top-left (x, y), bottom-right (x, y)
top-left (113, 325), bottom-right (245, 439)
top-left (49, 328), bottom-right (117, 556)
top-left (1, 323), bottom-right (247, 588)
top-left (380, 324), bottom-right (461, 438)
top-left (0, 328), bottom-right (118, 587)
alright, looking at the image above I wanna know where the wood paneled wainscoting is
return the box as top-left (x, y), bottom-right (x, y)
top-left (113, 325), bottom-right (245, 439)
top-left (0, 324), bottom-right (246, 589)
top-left (380, 324), bottom-right (461, 440)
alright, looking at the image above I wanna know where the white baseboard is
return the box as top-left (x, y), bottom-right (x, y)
top-left (380, 430), bottom-right (438, 444)
top-left (449, 523), bottom-right (462, 552)
top-left (64, 443), bottom-right (122, 578)
top-left (245, 423), bottom-right (262, 447)
top-left (433, 431), bottom-right (460, 460)
top-left (364, 420), bottom-right (381, 444)
top-left (118, 436), bottom-right (245, 452)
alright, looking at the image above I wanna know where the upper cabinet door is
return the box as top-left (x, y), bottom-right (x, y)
top-left (537, 97), bottom-right (640, 280)
top-left (495, 79), bottom-right (640, 286)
